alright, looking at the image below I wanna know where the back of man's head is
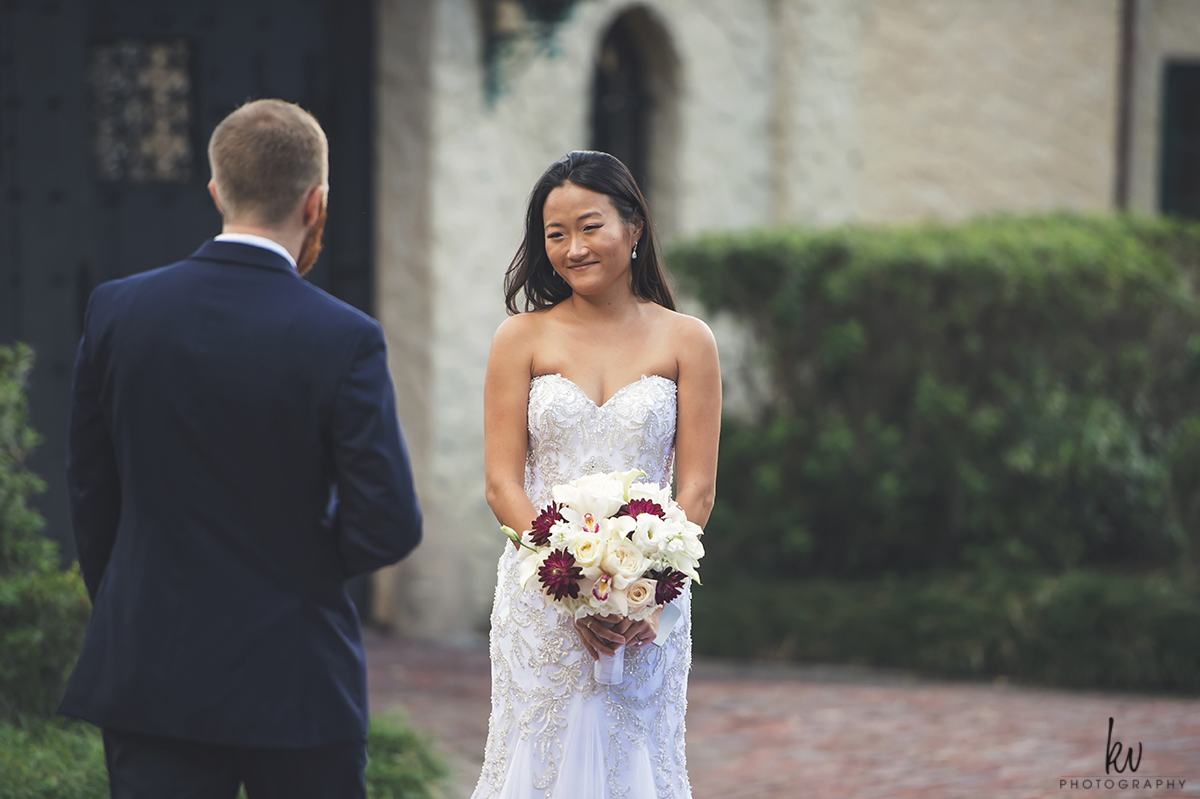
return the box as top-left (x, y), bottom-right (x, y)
top-left (208, 99), bottom-right (328, 227)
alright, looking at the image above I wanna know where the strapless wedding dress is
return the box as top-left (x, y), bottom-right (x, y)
top-left (470, 374), bottom-right (692, 799)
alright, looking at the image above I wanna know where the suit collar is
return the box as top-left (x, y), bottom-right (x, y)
top-left (189, 239), bottom-right (299, 275)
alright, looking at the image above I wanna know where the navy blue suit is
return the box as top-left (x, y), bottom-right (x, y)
top-left (59, 240), bottom-right (422, 757)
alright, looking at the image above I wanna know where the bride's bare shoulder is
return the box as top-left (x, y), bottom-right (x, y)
top-left (489, 310), bottom-right (558, 378)
top-left (655, 306), bottom-right (718, 357)
top-left (492, 309), bottom-right (551, 344)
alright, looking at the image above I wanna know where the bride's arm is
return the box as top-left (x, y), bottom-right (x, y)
top-left (485, 314), bottom-right (627, 659)
top-left (609, 315), bottom-right (721, 651)
top-left (484, 315), bottom-right (539, 536)
top-left (672, 315), bottom-right (722, 528)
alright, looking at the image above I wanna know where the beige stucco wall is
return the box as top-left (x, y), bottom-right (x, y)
top-left (855, 0), bottom-right (1120, 222)
top-left (770, 0), bottom-right (1122, 226)
top-left (770, 0), bottom-right (866, 225)
top-left (1128, 0), bottom-right (1200, 215)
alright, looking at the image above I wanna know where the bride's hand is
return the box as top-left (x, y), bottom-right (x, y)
top-left (610, 607), bottom-right (661, 649)
top-left (573, 614), bottom-right (627, 661)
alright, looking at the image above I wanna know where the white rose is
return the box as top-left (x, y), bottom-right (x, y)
top-left (569, 532), bottom-right (605, 579)
top-left (601, 538), bottom-right (647, 590)
top-left (625, 577), bottom-right (656, 612)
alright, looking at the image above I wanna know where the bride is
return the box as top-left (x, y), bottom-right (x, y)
top-left (470, 151), bottom-right (721, 799)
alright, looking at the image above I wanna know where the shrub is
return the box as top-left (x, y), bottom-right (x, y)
top-left (363, 713), bottom-right (449, 799)
top-left (0, 344), bottom-right (55, 576)
top-left (0, 719), bottom-right (107, 799)
top-left (0, 715), bottom-right (448, 799)
top-left (0, 567), bottom-right (91, 722)
top-left (692, 571), bottom-right (1200, 692)
top-left (0, 344), bottom-right (91, 722)
top-left (671, 214), bottom-right (1200, 578)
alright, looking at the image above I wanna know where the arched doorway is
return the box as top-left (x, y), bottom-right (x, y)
top-left (589, 6), bottom-right (679, 236)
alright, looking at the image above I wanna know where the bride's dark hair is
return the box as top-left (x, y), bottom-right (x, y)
top-left (504, 150), bottom-right (676, 314)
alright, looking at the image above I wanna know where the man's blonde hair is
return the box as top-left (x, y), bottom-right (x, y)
top-left (208, 99), bottom-right (328, 226)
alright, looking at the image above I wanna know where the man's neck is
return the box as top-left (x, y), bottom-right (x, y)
top-left (221, 223), bottom-right (303, 262)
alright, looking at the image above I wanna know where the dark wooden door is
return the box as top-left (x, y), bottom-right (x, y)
top-left (0, 0), bottom-right (375, 612)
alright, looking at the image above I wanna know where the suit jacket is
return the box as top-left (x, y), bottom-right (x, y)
top-left (58, 240), bottom-right (422, 748)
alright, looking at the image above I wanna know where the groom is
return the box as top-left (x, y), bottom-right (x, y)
top-left (58, 99), bottom-right (422, 798)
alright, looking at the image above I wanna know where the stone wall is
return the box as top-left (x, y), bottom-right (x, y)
top-left (374, 0), bottom-right (436, 629)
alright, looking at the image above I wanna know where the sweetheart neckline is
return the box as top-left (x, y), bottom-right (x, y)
top-left (530, 372), bottom-right (676, 410)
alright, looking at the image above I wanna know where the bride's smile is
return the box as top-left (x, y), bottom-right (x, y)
top-left (543, 181), bottom-right (643, 300)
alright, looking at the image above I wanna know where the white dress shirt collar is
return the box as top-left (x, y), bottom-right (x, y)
top-left (213, 233), bottom-right (298, 271)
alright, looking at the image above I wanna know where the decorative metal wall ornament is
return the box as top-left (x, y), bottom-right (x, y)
top-left (478, 0), bottom-right (581, 103)
top-left (88, 38), bottom-right (194, 182)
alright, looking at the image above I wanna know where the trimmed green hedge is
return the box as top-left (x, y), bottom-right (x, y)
top-left (693, 571), bottom-right (1200, 692)
top-left (670, 214), bottom-right (1200, 578)
top-left (0, 715), bottom-right (448, 799)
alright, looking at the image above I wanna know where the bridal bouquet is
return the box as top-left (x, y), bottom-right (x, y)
top-left (501, 469), bottom-right (703, 684)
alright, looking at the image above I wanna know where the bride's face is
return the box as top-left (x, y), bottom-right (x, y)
top-left (543, 182), bottom-right (643, 299)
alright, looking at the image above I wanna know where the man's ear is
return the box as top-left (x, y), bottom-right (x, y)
top-left (302, 184), bottom-right (325, 227)
top-left (207, 179), bottom-right (225, 217)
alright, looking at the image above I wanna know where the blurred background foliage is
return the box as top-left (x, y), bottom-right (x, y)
top-left (0, 344), bottom-right (90, 723)
top-left (670, 213), bottom-right (1200, 691)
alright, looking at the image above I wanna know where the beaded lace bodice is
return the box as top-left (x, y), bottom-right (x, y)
top-left (471, 372), bottom-right (692, 799)
top-left (524, 373), bottom-right (677, 508)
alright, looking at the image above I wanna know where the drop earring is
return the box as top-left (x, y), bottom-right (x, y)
top-left (631, 242), bottom-right (639, 260)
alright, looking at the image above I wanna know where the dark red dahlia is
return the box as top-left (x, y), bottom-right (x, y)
top-left (538, 549), bottom-right (583, 601)
top-left (650, 568), bottom-right (686, 605)
top-left (617, 498), bottom-right (667, 520)
top-left (529, 502), bottom-right (564, 546)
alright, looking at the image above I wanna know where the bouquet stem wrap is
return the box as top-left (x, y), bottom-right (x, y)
top-left (594, 645), bottom-right (625, 685)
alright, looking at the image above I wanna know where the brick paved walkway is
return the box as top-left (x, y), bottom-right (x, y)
top-left (365, 633), bottom-right (1200, 798)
